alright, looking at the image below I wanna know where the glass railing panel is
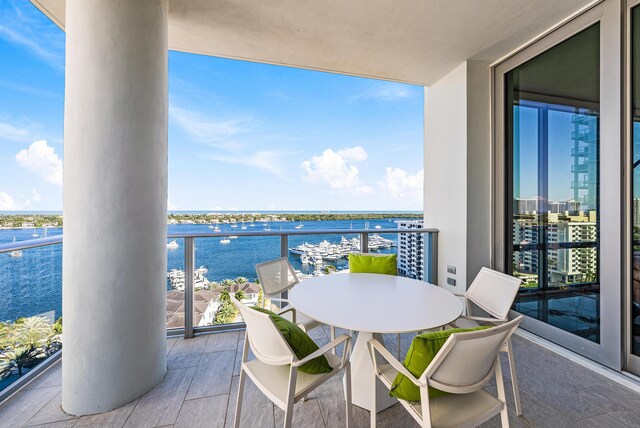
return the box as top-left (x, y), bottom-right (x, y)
top-left (166, 237), bottom-right (185, 330)
top-left (0, 239), bottom-right (62, 393)
top-left (193, 234), bottom-right (280, 327)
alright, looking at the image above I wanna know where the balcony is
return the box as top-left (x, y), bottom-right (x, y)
top-left (2, 327), bottom-right (639, 427)
top-left (5, 0), bottom-right (638, 426)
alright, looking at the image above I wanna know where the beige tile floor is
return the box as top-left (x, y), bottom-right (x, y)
top-left (1, 326), bottom-right (640, 428)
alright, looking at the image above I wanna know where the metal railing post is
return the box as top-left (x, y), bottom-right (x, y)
top-left (184, 237), bottom-right (195, 338)
top-left (280, 234), bottom-right (288, 258)
top-left (427, 232), bottom-right (439, 285)
top-left (280, 234), bottom-right (289, 305)
top-left (361, 232), bottom-right (369, 253)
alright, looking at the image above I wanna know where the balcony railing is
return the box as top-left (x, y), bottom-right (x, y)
top-left (0, 226), bottom-right (437, 401)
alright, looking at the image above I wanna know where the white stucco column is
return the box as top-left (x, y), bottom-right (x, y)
top-left (62, 0), bottom-right (168, 415)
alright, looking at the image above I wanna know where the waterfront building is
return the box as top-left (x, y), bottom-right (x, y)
top-left (396, 220), bottom-right (425, 280)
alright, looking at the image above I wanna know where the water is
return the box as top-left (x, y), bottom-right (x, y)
top-left (0, 217), bottom-right (418, 322)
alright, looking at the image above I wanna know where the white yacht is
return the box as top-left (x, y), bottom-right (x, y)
top-left (220, 238), bottom-right (231, 244)
top-left (241, 222), bottom-right (247, 230)
top-left (167, 240), bottom-right (179, 249)
top-left (301, 254), bottom-right (309, 264)
top-left (9, 237), bottom-right (22, 258)
top-left (31, 228), bottom-right (38, 237)
top-left (295, 220), bottom-right (304, 229)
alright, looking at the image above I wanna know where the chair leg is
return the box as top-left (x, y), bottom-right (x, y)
top-left (283, 369), bottom-right (297, 428)
top-left (344, 362), bottom-right (352, 428)
top-left (495, 356), bottom-right (510, 428)
top-left (331, 325), bottom-right (336, 354)
top-left (506, 339), bottom-right (523, 416)
top-left (396, 334), bottom-right (401, 360)
top-left (234, 369), bottom-right (246, 428)
top-left (370, 364), bottom-right (377, 427)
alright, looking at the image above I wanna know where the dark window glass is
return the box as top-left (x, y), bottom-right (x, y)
top-left (631, 6), bottom-right (640, 356)
top-left (506, 24), bottom-right (600, 342)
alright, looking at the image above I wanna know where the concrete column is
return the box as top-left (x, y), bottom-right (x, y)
top-left (424, 61), bottom-right (491, 292)
top-left (62, 0), bottom-right (168, 415)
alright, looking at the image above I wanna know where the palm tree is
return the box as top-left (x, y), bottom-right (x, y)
top-left (234, 277), bottom-right (248, 285)
top-left (13, 317), bottom-right (51, 349)
top-left (221, 279), bottom-right (235, 288)
top-left (235, 290), bottom-right (246, 301)
top-left (0, 317), bottom-right (51, 378)
top-left (0, 346), bottom-right (41, 377)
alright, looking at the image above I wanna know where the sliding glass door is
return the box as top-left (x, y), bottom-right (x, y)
top-left (495, 2), bottom-right (622, 368)
top-left (505, 24), bottom-right (601, 342)
top-left (629, 2), bottom-right (640, 372)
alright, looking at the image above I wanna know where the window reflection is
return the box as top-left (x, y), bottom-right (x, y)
top-left (507, 24), bottom-right (600, 342)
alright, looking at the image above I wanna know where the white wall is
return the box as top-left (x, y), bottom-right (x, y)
top-left (424, 61), bottom-right (491, 292)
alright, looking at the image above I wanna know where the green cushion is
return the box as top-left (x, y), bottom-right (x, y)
top-left (390, 326), bottom-right (492, 402)
top-left (252, 307), bottom-right (332, 374)
top-left (348, 253), bottom-right (397, 275)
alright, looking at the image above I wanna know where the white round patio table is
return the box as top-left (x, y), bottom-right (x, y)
top-left (288, 273), bottom-right (463, 412)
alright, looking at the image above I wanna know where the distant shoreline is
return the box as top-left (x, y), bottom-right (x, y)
top-left (0, 212), bottom-right (423, 230)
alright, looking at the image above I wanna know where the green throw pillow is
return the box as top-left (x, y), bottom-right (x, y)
top-left (348, 253), bottom-right (397, 275)
top-left (252, 307), bottom-right (332, 374)
top-left (390, 326), bottom-right (492, 402)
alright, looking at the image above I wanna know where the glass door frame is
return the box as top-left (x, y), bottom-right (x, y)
top-left (626, 0), bottom-right (640, 375)
top-left (493, 1), bottom-right (623, 369)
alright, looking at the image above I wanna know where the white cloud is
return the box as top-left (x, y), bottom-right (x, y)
top-left (351, 82), bottom-right (417, 102)
top-left (0, 192), bottom-right (17, 210)
top-left (301, 146), bottom-right (373, 195)
top-left (15, 140), bottom-right (63, 186)
top-left (0, 122), bottom-right (30, 141)
top-left (170, 105), bottom-right (250, 147)
top-left (378, 167), bottom-right (423, 201)
top-left (0, 191), bottom-right (38, 210)
top-left (31, 189), bottom-right (41, 202)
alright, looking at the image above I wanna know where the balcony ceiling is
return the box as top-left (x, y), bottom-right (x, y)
top-left (32, 0), bottom-right (594, 86)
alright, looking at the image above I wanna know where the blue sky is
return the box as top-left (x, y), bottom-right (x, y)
top-left (0, 1), bottom-right (424, 212)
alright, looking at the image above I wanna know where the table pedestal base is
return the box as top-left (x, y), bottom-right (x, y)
top-left (343, 331), bottom-right (397, 412)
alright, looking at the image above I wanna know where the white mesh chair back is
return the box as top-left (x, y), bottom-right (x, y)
top-left (465, 267), bottom-right (522, 320)
top-left (424, 316), bottom-right (523, 393)
top-left (256, 257), bottom-right (299, 296)
top-left (231, 295), bottom-right (294, 365)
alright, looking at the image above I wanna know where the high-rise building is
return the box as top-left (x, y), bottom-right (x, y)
top-left (396, 220), bottom-right (425, 280)
top-left (548, 222), bottom-right (597, 284)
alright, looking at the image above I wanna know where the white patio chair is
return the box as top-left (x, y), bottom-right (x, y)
top-left (451, 267), bottom-right (523, 416)
top-left (231, 295), bottom-right (353, 428)
top-left (256, 257), bottom-right (336, 342)
top-left (368, 316), bottom-right (524, 428)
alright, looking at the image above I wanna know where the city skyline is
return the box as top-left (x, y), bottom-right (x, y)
top-left (0, 1), bottom-right (424, 212)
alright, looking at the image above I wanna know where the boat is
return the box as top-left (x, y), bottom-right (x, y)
top-left (40, 227), bottom-right (48, 238)
top-left (220, 238), bottom-right (231, 244)
top-left (249, 223), bottom-right (255, 227)
top-left (241, 222), bottom-right (247, 230)
top-left (9, 237), bottom-right (22, 258)
top-left (167, 240), bottom-right (179, 249)
top-left (229, 235), bottom-right (238, 239)
top-left (295, 220), bottom-right (304, 229)
top-left (31, 228), bottom-right (38, 237)
top-left (301, 254), bottom-right (309, 264)
top-left (374, 225), bottom-right (382, 229)
top-left (230, 222), bottom-right (238, 228)
top-left (264, 223), bottom-right (271, 231)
